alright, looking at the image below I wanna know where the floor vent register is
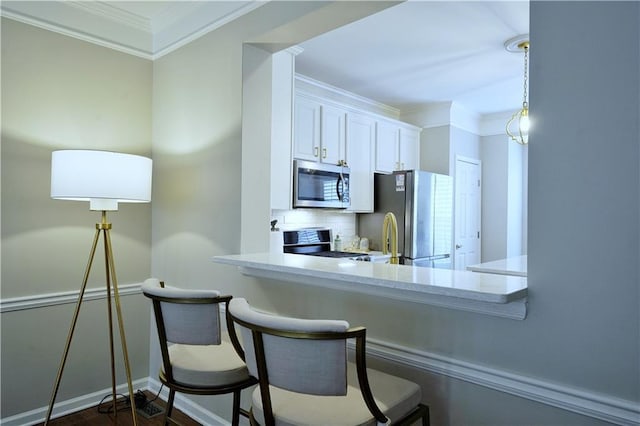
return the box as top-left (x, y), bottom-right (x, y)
top-left (136, 400), bottom-right (164, 419)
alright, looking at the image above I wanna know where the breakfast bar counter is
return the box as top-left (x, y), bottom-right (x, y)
top-left (467, 255), bottom-right (528, 277)
top-left (212, 253), bottom-right (528, 320)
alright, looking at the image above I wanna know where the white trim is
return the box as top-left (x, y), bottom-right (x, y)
top-left (146, 378), bottom-right (230, 425)
top-left (0, 378), bottom-right (149, 426)
top-left (66, 1), bottom-right (151, 32)
top-left (0, 1), bottom-right (265, 61)
top-left (0, 283), bottom-right (142, 313)
top-left (362, 338), bottom-right (640, 426)
top-left (295, 74), bottom-right (401, 119)
top-left (2, 345), bottom-right (637, 426)
top-left (151, 2), bottom-right (264, 60)
top-left (0, 11), bottom-right (153, 59)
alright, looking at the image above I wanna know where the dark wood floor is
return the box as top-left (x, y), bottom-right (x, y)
top-left (35, 391), bottom-right (201, 426)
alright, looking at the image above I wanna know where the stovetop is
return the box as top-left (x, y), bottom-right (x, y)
top-left (282, 228), bottom-right (369, 260)
top-left (304, 250), bottom-right (367, 258)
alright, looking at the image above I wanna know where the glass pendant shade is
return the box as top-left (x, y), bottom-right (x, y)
top-left (505, 37), bottom-right (530, 145)
top-left (507, 105), bottom-right (529, 145)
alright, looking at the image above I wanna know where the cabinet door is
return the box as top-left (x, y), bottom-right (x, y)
top-left (293, 96), bottom-right (321, 161)
top-left (346, 113), bottom-right (375, 212)
top-left (375, 121), bottom-right (399, 173)
top-left (399, 127), bottom-right (421, 170)
top-left (321, 104), bottom-right (346, 165)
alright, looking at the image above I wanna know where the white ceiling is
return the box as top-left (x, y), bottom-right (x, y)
top-left (295, 1), bottom-right (530, 115)
top-left (0, 0), bottom-right (529, 116)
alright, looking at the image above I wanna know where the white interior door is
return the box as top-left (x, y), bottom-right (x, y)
top-left (454, 157), bottom-right (481, 270)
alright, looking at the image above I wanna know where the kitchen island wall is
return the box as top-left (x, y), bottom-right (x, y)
top-left (153, 2), bottom-right (638, 426)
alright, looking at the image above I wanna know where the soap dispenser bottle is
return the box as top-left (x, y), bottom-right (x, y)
top-left (334, 234), bottom-right (342, 251)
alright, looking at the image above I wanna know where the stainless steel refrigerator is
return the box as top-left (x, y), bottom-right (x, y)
top-left (357, 170), bottom-right (453, 268)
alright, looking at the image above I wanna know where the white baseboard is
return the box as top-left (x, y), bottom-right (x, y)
top-left (146, 378), bottom-right (231, 425)
top-left (364, 338), bottom-right (640, 426)
top-left (2, 289), bottom-right (638, 426)
top-left (0, 378), bottom-right (149, 426)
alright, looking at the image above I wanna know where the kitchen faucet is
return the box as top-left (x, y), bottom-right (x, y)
top-left (382, 212), bottom-right (399, 264)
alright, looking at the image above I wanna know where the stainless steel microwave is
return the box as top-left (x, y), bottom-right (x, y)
top-left (293, 159), bottom-right (350, 209)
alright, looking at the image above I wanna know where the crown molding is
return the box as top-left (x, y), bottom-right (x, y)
top-left (0, 1), bottom-right (263, 60)
top-left (1, 9), bottom-right (151, 58)
top-left (295, 73), bottom-right (401, 119)
top-left (151, 1), bottom-right (264, 60)
top-left (66, 1), bottom-right (151, 32)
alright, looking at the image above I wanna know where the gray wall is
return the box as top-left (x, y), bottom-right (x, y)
top-left (481, 134), bottom-right (527, 262)
top-left (421, 125), bottom-right (451, 175)
top-left (155, 1), bottom-right (639, 424)
top-left (481, 134), bottom-right (510, 261)
top-left (528, 0), bottom-right (639, 397)
top-left (1, 1), bottom-right (638, 425)
top-left (1, 19), bottom-right (153, 417)
top-left (149, 2), bottom-right (401, 422)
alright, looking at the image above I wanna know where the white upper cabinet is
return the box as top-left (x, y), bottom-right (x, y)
top-left (293, 95), bottom-right (321, 162)
top-left (399, 127), bottom-right (420, 171)
top-left (374, 120), bottom-right (400, 173)
top-left (293, 94), bottom-right (346, 165)
top-left (291, 83), bottom-right (421, 213)
top-left (346, 112), bottom-right (375, 212)
top-left (321, 104), bottom-right (346, 165)
top-left (375, 121), bottom-right (421, 173)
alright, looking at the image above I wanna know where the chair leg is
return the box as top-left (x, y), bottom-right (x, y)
top-left (232, 389), bottom-right (241, 426)
top-left (422, 405), bottom-right (430, 426)
top-left (394, 404), bottom-right (430, 426)
top-left (164, 388), bottom-right (176, 426)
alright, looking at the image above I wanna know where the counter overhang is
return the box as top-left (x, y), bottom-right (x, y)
top-left (212, 253), bottom-right (528, 320)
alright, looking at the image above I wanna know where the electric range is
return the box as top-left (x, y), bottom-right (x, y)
top-left (282, 228), bottom-right (369, 260)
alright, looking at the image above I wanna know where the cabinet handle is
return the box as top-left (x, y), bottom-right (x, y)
top-left (314, 147), bottom-right (319, 157)
top-left (323, 148), bottom-right (327, 159)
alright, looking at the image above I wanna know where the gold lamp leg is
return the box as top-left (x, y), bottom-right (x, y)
top-left (104, 218), bottom-right (138, 423)
top-left (102, 222), bottom-right (119, 420)
top-left (44, 211), bottom-right (138, 425)
top-left (44, 227), bottom-right (100, 424)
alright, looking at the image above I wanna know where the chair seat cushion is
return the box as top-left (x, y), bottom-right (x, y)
top-left (251, 363), bottom-right (422, 425)
top-left (165, 334), bottom-right (251, 388)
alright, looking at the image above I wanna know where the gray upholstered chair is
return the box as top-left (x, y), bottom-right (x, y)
top-left (227, 298), bottom-right (430, 426)
top-left (141, 279), bottom-right (257, 426)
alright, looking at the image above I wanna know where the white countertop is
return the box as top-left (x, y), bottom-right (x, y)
top-left (467, 255), bottom-right (528, 277)
top-left (212, 253), bottom-right (528, 320)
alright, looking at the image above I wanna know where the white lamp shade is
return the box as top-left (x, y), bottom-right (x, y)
top-left (51, 150), bottom-right (152, 210)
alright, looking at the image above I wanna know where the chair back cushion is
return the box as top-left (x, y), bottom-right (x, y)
top-left (142, 278), bottom-right (222, 345)
top-left (229, 298), bottom-right (349, 396)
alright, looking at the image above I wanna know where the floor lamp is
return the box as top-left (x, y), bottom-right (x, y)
top-left (45, 150), bottom-right (152, 425)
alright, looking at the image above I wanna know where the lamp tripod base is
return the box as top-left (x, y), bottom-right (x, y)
top-left (44, 211), bottom-right (138, 425)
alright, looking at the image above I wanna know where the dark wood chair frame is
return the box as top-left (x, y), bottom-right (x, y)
top-left (228, 313), bottom-right (430, 426)
top-left (145, 290), bottom-right (257, 426)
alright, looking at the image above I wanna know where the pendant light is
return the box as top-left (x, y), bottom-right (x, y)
top-left (505, 35), bottom-right (530, 145)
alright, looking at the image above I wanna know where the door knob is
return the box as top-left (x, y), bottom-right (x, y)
top-left (455, 244), bottom-right (463, 249)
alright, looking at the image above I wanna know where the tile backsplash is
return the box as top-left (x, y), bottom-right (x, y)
top-left (270, 209), bottom-right (357, 251)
